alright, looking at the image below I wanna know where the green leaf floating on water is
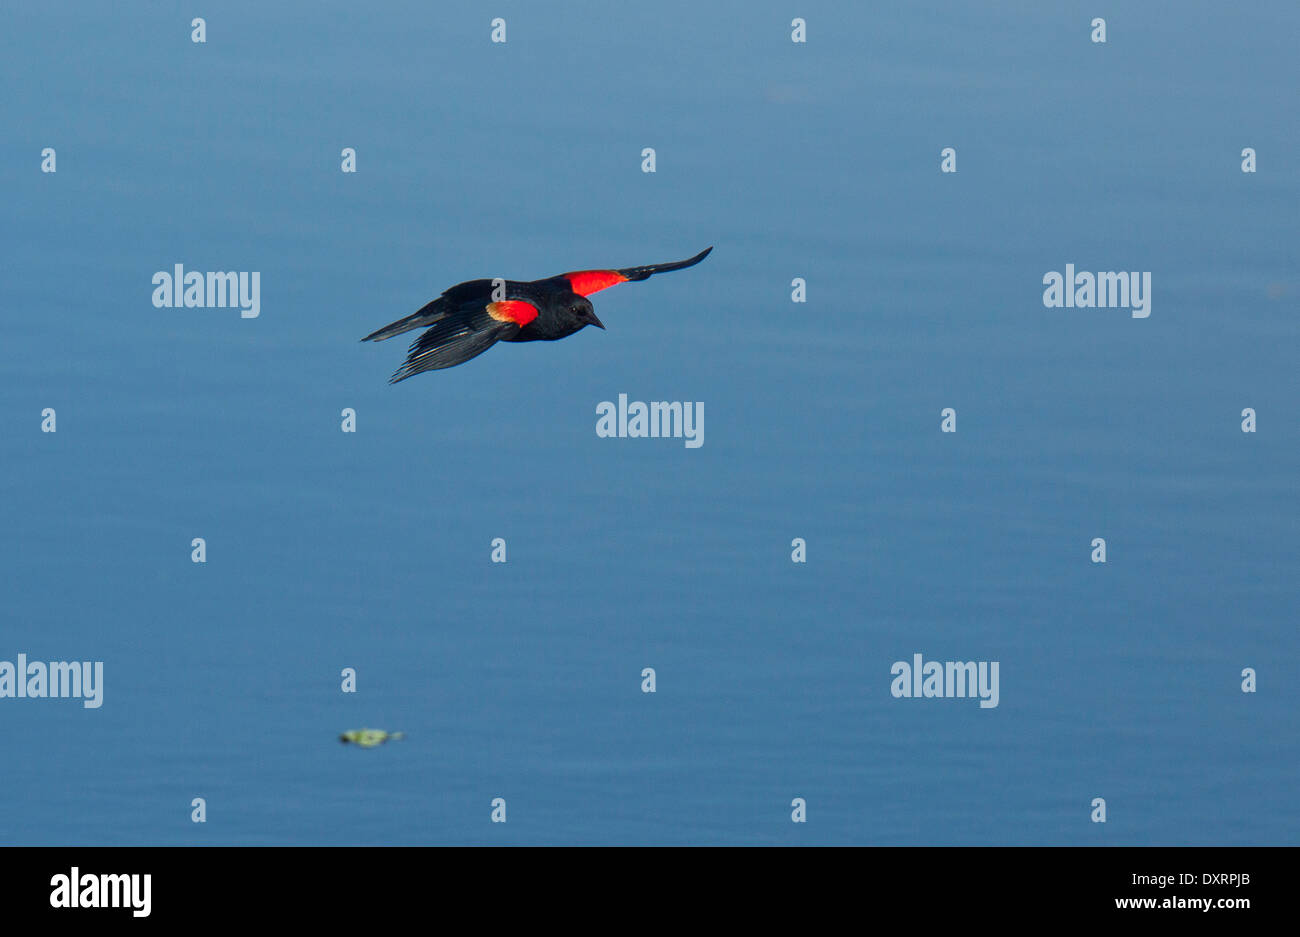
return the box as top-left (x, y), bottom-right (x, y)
top-left (339, 729), bottom-right (405, 748)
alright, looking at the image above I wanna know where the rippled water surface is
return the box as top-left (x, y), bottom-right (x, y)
top-left (2, 1), bottom-right (1297, 844)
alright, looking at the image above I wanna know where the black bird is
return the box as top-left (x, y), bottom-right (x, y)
top-left (362, 247), bottom-right (712, 382)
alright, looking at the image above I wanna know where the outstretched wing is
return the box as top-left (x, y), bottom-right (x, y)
top-left (387, 297), bottom-right (538, 383)
top-left (557, 246), bottom-right (713, 297)
top-left (363, 278), bottom-right (540, 381)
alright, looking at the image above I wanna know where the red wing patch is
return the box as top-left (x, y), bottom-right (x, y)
top-left (486, 300), bottom-right (539, 326)
top-left (563, 270), bottom-right (629, 297)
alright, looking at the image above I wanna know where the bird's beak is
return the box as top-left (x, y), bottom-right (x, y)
top-left (589, 312), bottom-right (605, 330)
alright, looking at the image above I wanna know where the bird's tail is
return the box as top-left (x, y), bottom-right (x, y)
top-left (361, 299), bottom-right (447, 343)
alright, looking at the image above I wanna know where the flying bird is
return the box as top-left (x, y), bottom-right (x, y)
top-left (362, 247), bottom-right (712, 382)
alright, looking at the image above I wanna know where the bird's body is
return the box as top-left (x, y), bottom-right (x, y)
top-left (362, 247), bottom-right (712, 382)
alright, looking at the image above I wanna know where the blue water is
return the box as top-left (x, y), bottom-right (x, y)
top-left (2, 1), bottom-right (1297, 845)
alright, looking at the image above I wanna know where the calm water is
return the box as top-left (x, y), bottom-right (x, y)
top-left (2, 1), bottom-right (1297, 845)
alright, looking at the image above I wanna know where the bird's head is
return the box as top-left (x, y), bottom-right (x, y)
top-left (568, 295), bottom-right (604, 330)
